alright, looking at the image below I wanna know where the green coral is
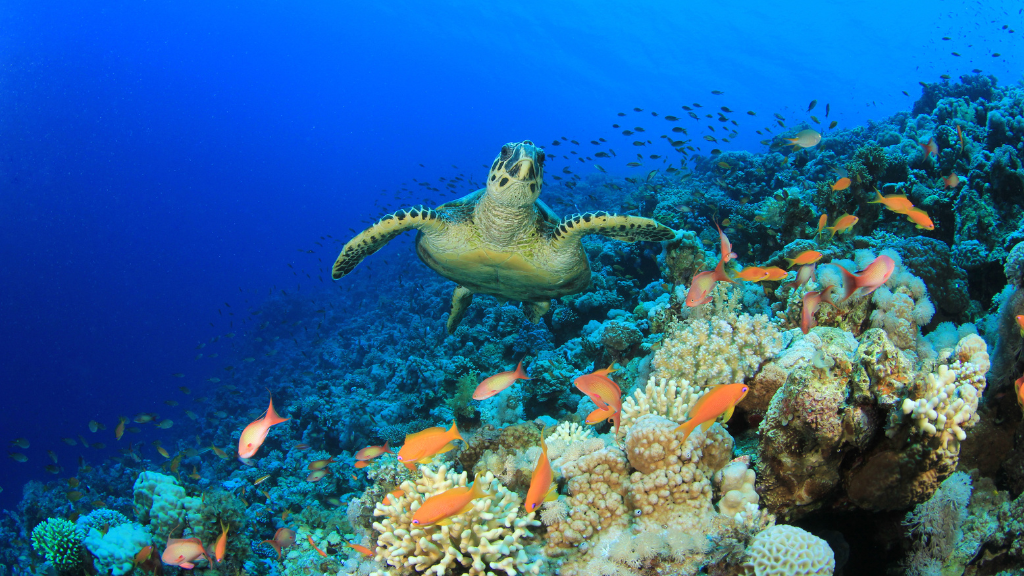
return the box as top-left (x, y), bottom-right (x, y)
top-left (31, 518), bottom-right (84, 573)
top-left (446, 370), bottom-right (478, 418)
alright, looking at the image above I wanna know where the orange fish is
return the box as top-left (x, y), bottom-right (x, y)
top-left (524, 435), bottom-right (557, 513)
top-left (214, 520), bottom-right (229, 563)
top-left (942, 173), bottom-right (960, 188)
top-left (734, 266), bottom-right (770, 282)
top-left (831, 255), bottom-right (896, 301)
top-left (715, 221), bottom-right (738, 263)
top-left (1015, 374), bottom-right (1024, 415)
top-left (115, 417), bottom-right (126, 441)
top-left (826, 214), bottom-right (858, 237)
top-left (396, 421), bottom-right (463, 471)
top-left (260, 528), bottom-right (296, 560)
top-left (574, 366), bottom-right (622, 433)
top-left (353, 460), bottom-right (370, 469)
top-left (919, 136), bottom-right (938, 158)
top-left (306, 469), bottom-right (330, 482)
top-left (308, 535), bottom-right (328, 557)
top-left (868, 189), bottom-right (915, 215)
top-left (585, 405), bottom-right (617, 425)
top-left (472, 361), bottom-right (530, 400)
top-left (786, 250), bottom-right (822, 268)
top-left (815, 214), bottom-right (827, 234)
top-left (801, 285), bottom-right (835, 334)
top-left (686, 259), bottom-right (733, 306)
top-left (307, 457), bottom-right (335, 471)
top-left (674, 383), bottom-right (750, 443)
top-left (382, 489), bottom-right (405, 505)
top-left (161, 536), bottom-right (210, 569)
top-left (238, 394), bottom-right (290, 459)
top-left (411, 473), bottom-right (493, 527)
top-left (133, 545), bottom-right (153, 566)
top-left (831, 177), bottom-right (851, 191)
top-left (189, 466), bottom-right (200, 480)
top-left (956, 125), bottom-right (965, 151)
top-left (1015, 315), bottom-right (1024, 337)
top-left (354, 442), bottom-right (392, 461)
top-left (347, 542), bottom-right (373, 556)
top-left (762, 266), bottom-right (789, 281)
top-left (905, 207), bottom-right (935, 230)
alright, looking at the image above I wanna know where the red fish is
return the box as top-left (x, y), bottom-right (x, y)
top-left (943, 173), bottom-right (960, 189)
top-left (674, 383), bottom-right (749, 443)
top-left (585, 405), bottom-right (617, 425)
top-left (786, 250), bottom-right (822, 268)
top-left (826, 214), bottom-right (858, 237)
top-left (161, 536), bottom-right (209, 569)
top-left (347, 543), bottom-right (373, 556)
top-left (762, 266), bottom-right (789, 281)
top-left (868, 189), bottom-right (915, 215)
top-left (734, 266), bottom-right (770, 282)
top-left (260, 528), bottom-right (296, 560)
top-left (831, 177), bottom-right (851, 191)
top-left (686, 259), bottom-right (732, 306)
top-left (919, 137), bottom-right (939, 158)
top-left (716, 221), bottom-right (738, 263)
top-left (472, 361), bottom-right (530, 400)
top-left (238, 395), bottom-right (290, 459)
top-left (831, 255), bottom-right (896, 301)
top-left (307, 535), bottom-right (328, 557)
top-left (786, 263), bottom-right (816, 289)
top-left (801, 285), bottom-right (835, 334)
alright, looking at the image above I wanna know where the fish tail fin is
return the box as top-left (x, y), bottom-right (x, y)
top-left (543, 483), bottom-right (559, 503)
top-left (260, 540), bottom-right (282, 560)
top-left (382, 441), bottom-right (391, 454)
top-left (785, 257), bottom-right (796, 268)
top-left (448, 420), bottom-right (463, 443)
top-left (869, 188), bottom-right (884, 204)
top-left (713, 259), bottom-right (733, 283)
top-left (833, 263), bottom-right (858, 302)
top-left (612, 408), bottom-right (621, 436)
top-left (674, 419), bottom-right (698, 444)
top-left (265, 396), bottom-right (290, 426)
top-left (515, 360), bottom-right (532, 381)
top-left (471, 473), bottom-right (493, 500)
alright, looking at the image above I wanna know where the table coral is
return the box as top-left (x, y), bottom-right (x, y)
top-left (370, 465), bottom-right (543, 576)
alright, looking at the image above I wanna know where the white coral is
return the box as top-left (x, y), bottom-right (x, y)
top-left (742, 525), bottom-right (834, 576)
top-left (900, 334), bottom-right (989, 450)
top-left (370, 465), bottom-right (542, 576)
top-left (619, 377), bottom-right (705, 437)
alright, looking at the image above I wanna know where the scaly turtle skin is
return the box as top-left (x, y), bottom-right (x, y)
top-left (332, 140), bottom-right (676, 333)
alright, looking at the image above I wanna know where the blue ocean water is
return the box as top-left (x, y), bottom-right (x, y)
top-left (1, 0), bottom-right (1022, 572)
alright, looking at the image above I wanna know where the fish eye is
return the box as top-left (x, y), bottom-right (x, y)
top-left (633, 509), bottom-right (642, 516)
top-left (411, 520), bottom-right (419, 525)
top-left (742, 386), bottom-right (749, 392)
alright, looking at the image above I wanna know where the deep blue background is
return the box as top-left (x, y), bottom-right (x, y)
top-left (1, 0), bottom-right (1019, 508)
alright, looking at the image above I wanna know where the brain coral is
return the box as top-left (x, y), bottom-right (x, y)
top-left (742, 524), bottom-right (834, 576)
top-left (370, 465), bottom-right (543, 576)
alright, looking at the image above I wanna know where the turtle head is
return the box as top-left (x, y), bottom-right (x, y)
top-left (485, 140), bottom-right (545, 207)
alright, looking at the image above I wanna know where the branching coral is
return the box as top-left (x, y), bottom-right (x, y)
top-left (31, 518), bottom-right (83, 573)
top-left (370, 465), bottom-right (543, 576)
top-left (652, 311), bottom-right (782, 387)
top-left (619, 376), bottom-right (705, 437)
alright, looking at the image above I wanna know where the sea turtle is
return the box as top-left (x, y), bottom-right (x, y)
top-left (332, 140), bottom-right (676, 333)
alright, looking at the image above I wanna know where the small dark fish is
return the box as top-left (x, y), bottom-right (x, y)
top-left (810, 115), bottom-right (820, 124)
top-left (570, 140), bottom-right (580, 145)
top-left (720, 106), bottom-right (733, 113)
top-left (617, 112), bottom-right (626, 116)
top-left (941, 36), bottom-right (950, 40)
top-left (829, 120), bottom-right (838, 129)
top-left (551, 140), bottom-right (560, 146)
top-left (664, 115), bottom-right (679, 121)
top-left (671, 127), bottom-right (685, 133)
top-left (992, 53), bottom-right (1001, 57)
top-left (626, 162), bottom-right (642, 167)
top-left (634, 127), bottom-right (645, 132)
top-left (622, 130), bottom-right (633, 135)
top-left (688, 112), bottom-right (699, 119)
top-left (951, 52), bottom-right (960, 56)
top-left (972, 68), bottom-right (982, 73)
top-left (807, 99), bottom-right (817, 112)
top-left (633, 107), bottom-right (643, 112)
top-left (595, 152), bottom-right (610, 158)
top-left (692, 103), bottom-right (703, 108)
top-left (650, 111), bottom-right (658, 116)
top-left (681, 105), bottom-right (692, 110)
top-left (747, 111), bottom-right (756, 116)
top-left (632, 141), bottom-right (645, 146)
top-left (902, 90), bottom-right (909, 96)
top-left (940, 74), bottom-right (951, 80)
top-left (711, 90), bottom-right (724, 95)
top-left (825, 103), bottom-right (830, 117)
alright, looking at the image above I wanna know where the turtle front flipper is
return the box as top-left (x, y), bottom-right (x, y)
top-left (550, 212), bottom-right (676, 248)
top-left (447, 286), bottom-right (474, 334)
top-left (332, 206), bottom-right (444, 279)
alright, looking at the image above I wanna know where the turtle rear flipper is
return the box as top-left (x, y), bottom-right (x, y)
top-left (550, 212), bottom-right (676, 248)
top-left (522, 300), bottom-right (551, 323)
top-left (447, 286), bottom-right (474, 334)
top-left (332, 206), bottom-right (444, 279)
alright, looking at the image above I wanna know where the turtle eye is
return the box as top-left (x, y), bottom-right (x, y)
top-left (499, 145), bottom-right (513, 161)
